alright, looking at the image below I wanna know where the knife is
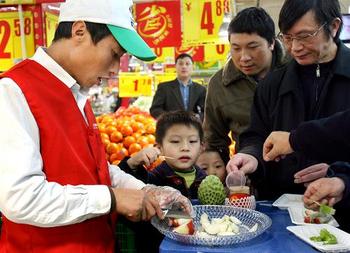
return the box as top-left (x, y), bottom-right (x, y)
top-left (162, 208), bottom-right (192, 219)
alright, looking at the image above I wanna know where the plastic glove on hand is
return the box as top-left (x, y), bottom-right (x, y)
top-left (143, 185), bottom-right (195, 218)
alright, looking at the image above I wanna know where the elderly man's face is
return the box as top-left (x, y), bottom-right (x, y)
top-left (229, 32), bottom-right (274, 80)
top-left (280, 10), bottom-right (339, 65)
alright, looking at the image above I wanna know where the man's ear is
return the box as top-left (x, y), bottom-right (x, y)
top-left (330, 18), bottom-right (342, 38)
top-left (71, 21), bottom-right (88, 41)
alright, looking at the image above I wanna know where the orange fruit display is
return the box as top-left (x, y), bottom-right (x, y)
top-left (96, 106), bottom-right (157, 164)
top-left (128, 143), bottom-right (142, 155)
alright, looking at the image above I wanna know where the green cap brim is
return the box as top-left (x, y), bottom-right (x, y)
top-left (107, 25), bottom-right (156, 61)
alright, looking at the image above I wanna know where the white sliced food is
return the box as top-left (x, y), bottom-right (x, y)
top-left (204, 223), bottom-right (222, 235)
top-left (218, 223), bottom-right (228, 233)
top-left (200, 213), bottom-right (209, 224)
top-left (249, 223), bottom-right (258, 233)
top-left (229, 216), bottom-right (242, 225)
top-left (231, 223), bottom-right (240, 234)
top-left (222, 215), bottom-right (230, 222)
top-left (212, 218), bottom-right (225, 224)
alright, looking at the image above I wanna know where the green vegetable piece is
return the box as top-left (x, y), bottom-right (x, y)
top-left (310, 236), bottom-right (323, 242)
top-left (319, 204), bottom-right (336, 216)
top-left (309, 229), bottom-right (337, 245)
top-left (319, 229), bottom-right (331, 240)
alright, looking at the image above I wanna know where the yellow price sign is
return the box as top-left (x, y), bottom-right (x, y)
top-left (182, 0), bottom-right (230, 46)
top-left (0, 11), bottom-right (35, 71)
top-left (151, 47), bottom-right (174, 63)
top-left (119, 74), bottom-right (153, 97)
top-left (0, 0), bottom-right (34, 5)
top-left (154, 73), bottom-right (177, 88)
top-left (204, 43), bottom-right (230, 61)
top-left (45, 12), bottom-right (58, 47)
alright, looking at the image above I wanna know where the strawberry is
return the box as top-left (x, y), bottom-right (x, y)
top-left (229, 193), bottom-right (250, 203)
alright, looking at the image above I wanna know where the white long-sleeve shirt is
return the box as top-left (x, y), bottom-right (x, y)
top-left (0, 48), bottom-right (145, 227)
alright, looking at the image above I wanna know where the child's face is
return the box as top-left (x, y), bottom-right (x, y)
top-left (158, 124), bottom-right (202, 171)
top-left (196, 151), bottom-right (226, 183)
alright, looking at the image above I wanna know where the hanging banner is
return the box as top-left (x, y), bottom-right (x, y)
top-left (175, 45), bottom-right (204, 62)
top-left (135, 1), bottom-right (181, 48)
top-left (44, 11), bottom-right (58, 47)
top-left (204, 43), bottom-right (230, 61)
top-left (0, 10), bottom-right (35, 71)
top-left (182, 0), bottom-right (230, 46)
top-left (152, 47), bottom-right (174, 63)
top-left (119, 74), bottom-right (153, 97)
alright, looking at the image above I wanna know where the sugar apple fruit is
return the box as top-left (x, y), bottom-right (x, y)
top-left (198, 175), bottom-right (226, 205)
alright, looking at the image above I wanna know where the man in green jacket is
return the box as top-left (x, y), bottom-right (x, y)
top-left (203, 7), bottom-right (288, 163)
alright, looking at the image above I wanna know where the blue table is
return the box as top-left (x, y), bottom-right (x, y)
top-left (159, 202), bottom-right (319, 253)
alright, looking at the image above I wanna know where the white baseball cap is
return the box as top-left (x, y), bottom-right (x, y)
top-left (59, 0), bottom-right (156, 61)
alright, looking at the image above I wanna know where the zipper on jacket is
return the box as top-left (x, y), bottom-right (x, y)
top-left (316, 64), bottom-right (320, 77)
top-left (315, 64), bottom-right (320, 101)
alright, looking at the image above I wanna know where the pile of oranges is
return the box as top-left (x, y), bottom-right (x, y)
top-left (96, 106), bottom-right (156, 166)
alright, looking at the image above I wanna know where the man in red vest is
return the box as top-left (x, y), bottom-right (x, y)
top-left (0, 0), bottom-right (193, 252)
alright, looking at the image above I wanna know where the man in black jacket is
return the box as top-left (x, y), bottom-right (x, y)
top-left (227, 0), bottom-right (350, 200)
top-left (150, 53), bottom-right (206, 120)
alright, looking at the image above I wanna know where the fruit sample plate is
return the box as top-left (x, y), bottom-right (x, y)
top-left (288, 206), bottom-right (339, 227)
top-left (151, 205), bottom-right (271, 246)
top-left (272, 194), bottom-right (303, 210)
top-left (287, 224), bottom-right (350, 253)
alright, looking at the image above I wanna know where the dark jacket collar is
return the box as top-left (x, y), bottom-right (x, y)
top-left (222, 39), bottom-right (288, 87)
top-left (279, 42), bottom-right (350, 96)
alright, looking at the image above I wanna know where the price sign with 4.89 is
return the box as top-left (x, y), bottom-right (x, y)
top-left (0, 11), bottom-right (35, 72)
top-left (182, 0), bottom-right (230, 46)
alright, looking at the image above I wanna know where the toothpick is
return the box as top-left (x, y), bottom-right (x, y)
top-left (313, 200), bottom-right (321, 206)
top-left (159, 155), bottom-right (176, 160)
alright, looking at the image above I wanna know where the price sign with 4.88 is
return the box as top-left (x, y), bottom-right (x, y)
top-left (0, 11), bottom-right (35, 72)
top-left (182, 0), bottom-right (230, 46)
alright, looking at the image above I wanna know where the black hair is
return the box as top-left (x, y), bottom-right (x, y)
top-left (279, 0), bottom-right (342, 42)
top-left (175, 53), bottom-right (193, 64)
top-left (155, 110), bottom-right (203, 144)
top-left (201, 147), bottom-right (228, 165)
top-left (52, 21), bottom-right (112, 45)
top-left (228, 7), bottom-right (275, 45)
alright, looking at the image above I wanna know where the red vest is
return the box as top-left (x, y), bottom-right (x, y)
top-left (0, 60), bottom-right (115, 253)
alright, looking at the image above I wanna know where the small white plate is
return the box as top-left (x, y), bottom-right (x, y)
top-left (288, 206), bottom-right (339, 227)
top-left (287, 224), bottom-right (350, 253)
top-left (272, 194), bottom-right (304, 210)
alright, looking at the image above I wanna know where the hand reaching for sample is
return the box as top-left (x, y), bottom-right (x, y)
top-left (263, 131), bottom-right (293, 161)
top-left (294, 163), bottom-right (329, 185)
top-left (127, 146), bottom-right (161, 170)
top-left (226, 153), bottom-right (258, 175)
top-left (143, 185), bottom-right (195, 218)
top-left (111, 188), bottom-right (162, 222)
top-left (303, 177), bottom-right (345, 210)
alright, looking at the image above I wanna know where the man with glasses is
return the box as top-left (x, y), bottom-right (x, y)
top-left (227, 0), bottom-right (350, 230)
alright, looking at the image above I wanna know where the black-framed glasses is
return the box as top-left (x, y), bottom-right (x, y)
top-left (277, 22), bottom-right (327, 46)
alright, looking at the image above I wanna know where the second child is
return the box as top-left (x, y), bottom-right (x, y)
top-left (196, 148), bottom-right (227, 184)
